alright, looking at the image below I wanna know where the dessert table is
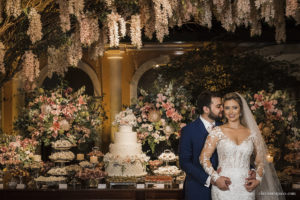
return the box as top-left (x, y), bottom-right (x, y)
top-left (0, 188), bottom-right (184, 200)
top-left (0, 188), bottom-right (299, 200)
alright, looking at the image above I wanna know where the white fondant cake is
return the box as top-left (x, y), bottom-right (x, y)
top-left (104, 125), bottom-right (149, 177)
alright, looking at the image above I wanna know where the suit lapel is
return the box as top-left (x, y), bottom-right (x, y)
top-left (195, 118), bottom-right (209, 136)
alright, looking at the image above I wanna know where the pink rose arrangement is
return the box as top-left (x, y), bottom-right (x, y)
top-left (0, 135), bottom-right (38, 167)
top-left (14, 85), bottom-right (105, 146)
top-left (245, 90), bottom-right (299, 170)
top-left (130, 82), bottom-right (196, 154)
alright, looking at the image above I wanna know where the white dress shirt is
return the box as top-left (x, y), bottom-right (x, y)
top-left (199, 115), bottom-right (216, 187)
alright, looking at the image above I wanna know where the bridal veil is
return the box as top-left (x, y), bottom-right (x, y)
top-left (236, 93), bottom-right (285, 200)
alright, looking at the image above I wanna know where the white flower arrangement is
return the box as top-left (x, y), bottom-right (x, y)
top-left (113, 108), bottom-right (137, 127)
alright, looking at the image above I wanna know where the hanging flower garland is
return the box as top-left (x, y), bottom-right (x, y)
top-left (58, 0), bottom-right (71, 33)
top-left (5, 0), bottom-right (22, 18)
top-left (79, 14), bottom-right (100, 46)
top-left (0, 42), bottom-right (5, 74)
top-left (153, 0), bottom-right (173, 43)
top-left (69, 0), bottom-right (85, 18)
top-left (67, 30), bottom-right (83, 67)
top-left (27, 8), bottom-right (43, 44)
top-left (47, 46), bottom-right (69, 78)
top-left (21, 50), bottom-right (40, 83)
top-left (107, 11), bottom-right (122, 47)
top-left (130, 15), bottom-right (142, 49)
top-left (0, 0), bottom-right (299, 86)
top-left (286, 0), bottom-right (298, 17)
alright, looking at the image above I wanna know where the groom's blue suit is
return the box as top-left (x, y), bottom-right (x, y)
top-left (179, 118), bottom-right (220, 200)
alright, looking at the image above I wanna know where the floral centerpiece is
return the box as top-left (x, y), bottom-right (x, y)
top-left (0, 135), bottom-right (38, 186)
top-left (0, 135), bottom-right (38, 167)
top-left (244, 89), bottom-right (300, 174)
top-left (112, 108), bottom-right (137, 127)
top-left (14, 84), bottom-right (105, 147)
top-left (130, 81), bottom-right (196, 157)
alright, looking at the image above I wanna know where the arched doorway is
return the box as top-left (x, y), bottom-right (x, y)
top-left (130, 55), bottom-right (170, 101)
top-left (42, 67), bottom-right (94, 95)
top-left (37, 61), bottom-right (102, 97)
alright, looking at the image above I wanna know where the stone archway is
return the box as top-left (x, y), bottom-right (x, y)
top-left (37, 61), bottom-right (101, 96)
top-left (130, 55), bottom-right (170, 101)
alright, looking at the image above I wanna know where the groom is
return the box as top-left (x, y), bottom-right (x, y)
top-left (179, 91), bottom-right (230, 200)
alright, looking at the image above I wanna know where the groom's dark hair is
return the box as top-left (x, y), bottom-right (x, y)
top-left (197, 91), bottom-right (221, 114)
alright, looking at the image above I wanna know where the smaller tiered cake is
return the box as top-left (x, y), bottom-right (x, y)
top-left (104, 109), bottom-right (149, 177)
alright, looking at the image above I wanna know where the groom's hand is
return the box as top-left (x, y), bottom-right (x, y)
top-left (246, 169), bottom-right (256, 180)
top-left (216, 176), bottom-right (231, 191)
top-left (244, 179), bottom-right (260, 192)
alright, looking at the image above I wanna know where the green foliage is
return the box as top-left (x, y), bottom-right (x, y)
top-left (155, 43), bottom-right (300, 106)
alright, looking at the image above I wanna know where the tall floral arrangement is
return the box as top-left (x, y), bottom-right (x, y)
top-left (245, 89), bottom-right (300, 170)
top-left (14, 84), bottom-right (105, 147)
top-left (130, 80), bottom-right (196, 157)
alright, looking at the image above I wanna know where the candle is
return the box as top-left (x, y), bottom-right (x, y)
top-left (266, 154), bottom-right (274, 163)
top-left (77, 153), bottom-right (84, 161)
top-left (33, 155), bottom-right (41, 162)
top-left (90, 156), bottom-right (98, 164)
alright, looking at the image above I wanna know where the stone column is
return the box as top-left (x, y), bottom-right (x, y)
top-left (106, 50), bottom-right (124, 142)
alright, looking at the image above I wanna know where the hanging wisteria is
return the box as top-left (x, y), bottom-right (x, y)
top-left (47, 46), bottom-right (69, 78)
top-left (67, 30), bottom-right (83, 67)
top-left (27, 8), bottom-right (43, 44)
top-left (286, 0), bottom-right (298, 17)
top-left (58, 0), bottom-right (71, 33)
top-left (0, 0), bottom-right (298, 87)
top-left (21, 51), bottom-right (40, 82)
top-left (79, 14), bottom-right (100, 46)
top-left (5, 0), bottom-right (22, 18)
top-left (130, 15), bottom-right (142, 49)
top-left (0, 42), bottom-right (5, 74)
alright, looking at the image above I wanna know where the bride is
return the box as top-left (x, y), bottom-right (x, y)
top-left (200, 92), bottom-right (285, 200)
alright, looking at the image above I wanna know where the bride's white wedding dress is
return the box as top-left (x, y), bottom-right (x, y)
top-left (200, 126), bottom-right (264, 200)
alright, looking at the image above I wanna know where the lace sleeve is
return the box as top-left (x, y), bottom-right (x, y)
top-left (199, 127), bottom-right (222, 182)
top-left (252, 134), bottom-right (265, 182)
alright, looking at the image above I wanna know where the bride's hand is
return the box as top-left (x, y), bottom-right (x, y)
top-left (244, 179), bottom-right (260, 192)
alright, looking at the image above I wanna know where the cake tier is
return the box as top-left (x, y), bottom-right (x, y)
top-left (114, 130), bottom-right (137, 144)
top-left (119, 125), bottom-right (132, 132)
top-left (109, 143), bottom-right (142, 156)
top-left (105, 160), bottom-right (147, 177)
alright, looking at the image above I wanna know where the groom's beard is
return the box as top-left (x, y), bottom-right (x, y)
top-left (208, 111), bottom-right (222, 121)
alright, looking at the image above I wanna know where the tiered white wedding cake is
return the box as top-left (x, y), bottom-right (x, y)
top-left (104, 109), bottom-right (149, 177)
top-left (104, 125), bottom-right (149, 177)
